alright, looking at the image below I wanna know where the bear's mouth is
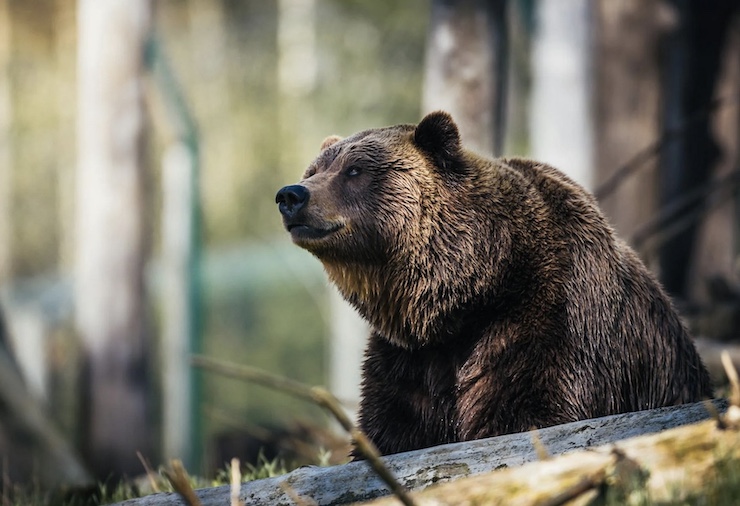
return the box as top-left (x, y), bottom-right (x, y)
top-left (287, 222), bottom-right (344, 241)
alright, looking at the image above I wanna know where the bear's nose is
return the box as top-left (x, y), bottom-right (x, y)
top-left (276, 184), bottom-right (309, 218)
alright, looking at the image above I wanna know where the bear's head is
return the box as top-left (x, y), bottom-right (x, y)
top-left (276, 112), bottom-right (510, 347)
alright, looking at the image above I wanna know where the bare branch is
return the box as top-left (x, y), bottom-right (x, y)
top-left (162, 460), bottom-right (201, 506)
top-left (191, 355), bottom-right (416, 506)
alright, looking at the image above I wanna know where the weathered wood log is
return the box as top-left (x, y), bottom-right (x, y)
top-left (366, 404), bottom-right (740, 505)
top-left (116, 399), bottom-right (725, 506)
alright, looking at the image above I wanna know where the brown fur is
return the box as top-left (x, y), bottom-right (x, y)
top-left (276, 111), bottom-right (712, 456)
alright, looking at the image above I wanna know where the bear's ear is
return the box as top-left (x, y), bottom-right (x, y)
top-left (320, 135), bottom-right (343, 151)
top-left (413, 111), bottom-right (463, 172)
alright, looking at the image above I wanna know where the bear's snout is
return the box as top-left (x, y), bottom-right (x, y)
top-left (276, 184), bottom-right (309, 219)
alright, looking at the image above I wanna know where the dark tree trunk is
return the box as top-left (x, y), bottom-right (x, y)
top-left (658, 0), bottom-right (740, 299)
top-left (593, 0), bottom-right (663, 262)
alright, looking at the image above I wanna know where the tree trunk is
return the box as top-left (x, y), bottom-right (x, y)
top-left (688, 10), bottom-right (740, 305)
top-left (422, 0), bottom-right (508, 157)
top-left (529, 0), bottom-right (594, 190)
top-left (54, 0), bottom-right (77, 273)
top-left (75, 0), bottom-right (153, 479)
top-left (161, 143), bottom-right (197, 466)
top-left (592, 0), bottom-right (663, 266)
top-left (0, 0), bottom-right (12, 283)
top-left (659, 0), bottom-right (740, 299)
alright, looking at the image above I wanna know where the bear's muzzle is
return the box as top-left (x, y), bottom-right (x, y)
top-left (276, 184), bottom-right (309, 219)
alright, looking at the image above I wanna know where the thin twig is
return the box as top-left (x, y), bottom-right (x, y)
top-left (162, 459), bottom-right (202, 506)
top-left (630, 168), bottom-right (740, 247)
top-left (721, 351), bottom-right (740, 407)
top-left (136, 451), bottom-right (161, 493)
top-left (594, 94), bottom-right (738, 201)
top-left (191, 354), bottom-right (417, 506)
top-left (540, 469), bottom-right (606, 506)
top-left (634, 171), bottom-right (740, 255)
top-left (720, 351), bottom-right (740, 428)
top-left (230, 458), bottom-right (242, 506)
top-left (279, 481), bottom-right (318, 506)
top-left (530, 429), bottom-right (550, 460)
top-left (703, 399), bottom-right (726, 430)
top-left (192, 355), bottom-right (314, 401)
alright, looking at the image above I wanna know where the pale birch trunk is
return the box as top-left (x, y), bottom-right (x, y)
top-left (75, 0), bottom-right (153, 478)
top-left (422, 0), bottom-right (508, 157)
top-left (529, 0), bottom-right (594, 190)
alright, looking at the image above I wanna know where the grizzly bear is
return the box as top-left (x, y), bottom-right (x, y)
top-left (275, 111), bottom-right (712, 457)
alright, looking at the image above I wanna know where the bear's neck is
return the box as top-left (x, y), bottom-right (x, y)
top-left (321, 255), bottom-right (488, 349)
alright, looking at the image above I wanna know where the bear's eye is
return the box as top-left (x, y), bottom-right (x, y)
top-left (345, 166), bottom-right (362, 177)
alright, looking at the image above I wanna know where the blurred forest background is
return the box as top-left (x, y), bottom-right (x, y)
top-left (0, 0), bottom-right (738, 498)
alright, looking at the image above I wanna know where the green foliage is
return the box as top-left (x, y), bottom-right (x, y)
top-left (156, 0), bottom-right (428, 244)
top-left (214, 452), bottom-right (289, 484)
top-left (6, 0), bottom-right (430, 267)
top-left (200, 243), bottom-right (329, 437)
top-left (94, 454), bottom-right (299, 505)
top-left (682, 456), bottom-right (740, 506)
top-left (0, 486), bottom-right (47, 506)
top-left (97, 481), bottom-right (145, 505)
top-left (588, 452), bottom-right (740, 506)
top-left (6, 0), bottom-right (426, 445)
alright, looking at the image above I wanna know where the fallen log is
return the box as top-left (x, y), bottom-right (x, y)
top-left (116, 399), bottom-right (726, 506)
top-left (365, 403), bottom-right (740, 505)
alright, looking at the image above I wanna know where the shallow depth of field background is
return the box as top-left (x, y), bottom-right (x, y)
top-left (0, 0), bottom-right (738, 492)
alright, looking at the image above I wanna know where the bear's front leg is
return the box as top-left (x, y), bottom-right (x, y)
top-left (354, 332), bottom-right (461, 457)
top-left (455, 332), bottom-right (595, 440)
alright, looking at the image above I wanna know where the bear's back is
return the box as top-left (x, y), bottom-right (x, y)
top-left (496, 157), bottom-right (712, 411)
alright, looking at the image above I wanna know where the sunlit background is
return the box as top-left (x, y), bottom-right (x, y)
top-left (0, 0), bottom-right (738, 495)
